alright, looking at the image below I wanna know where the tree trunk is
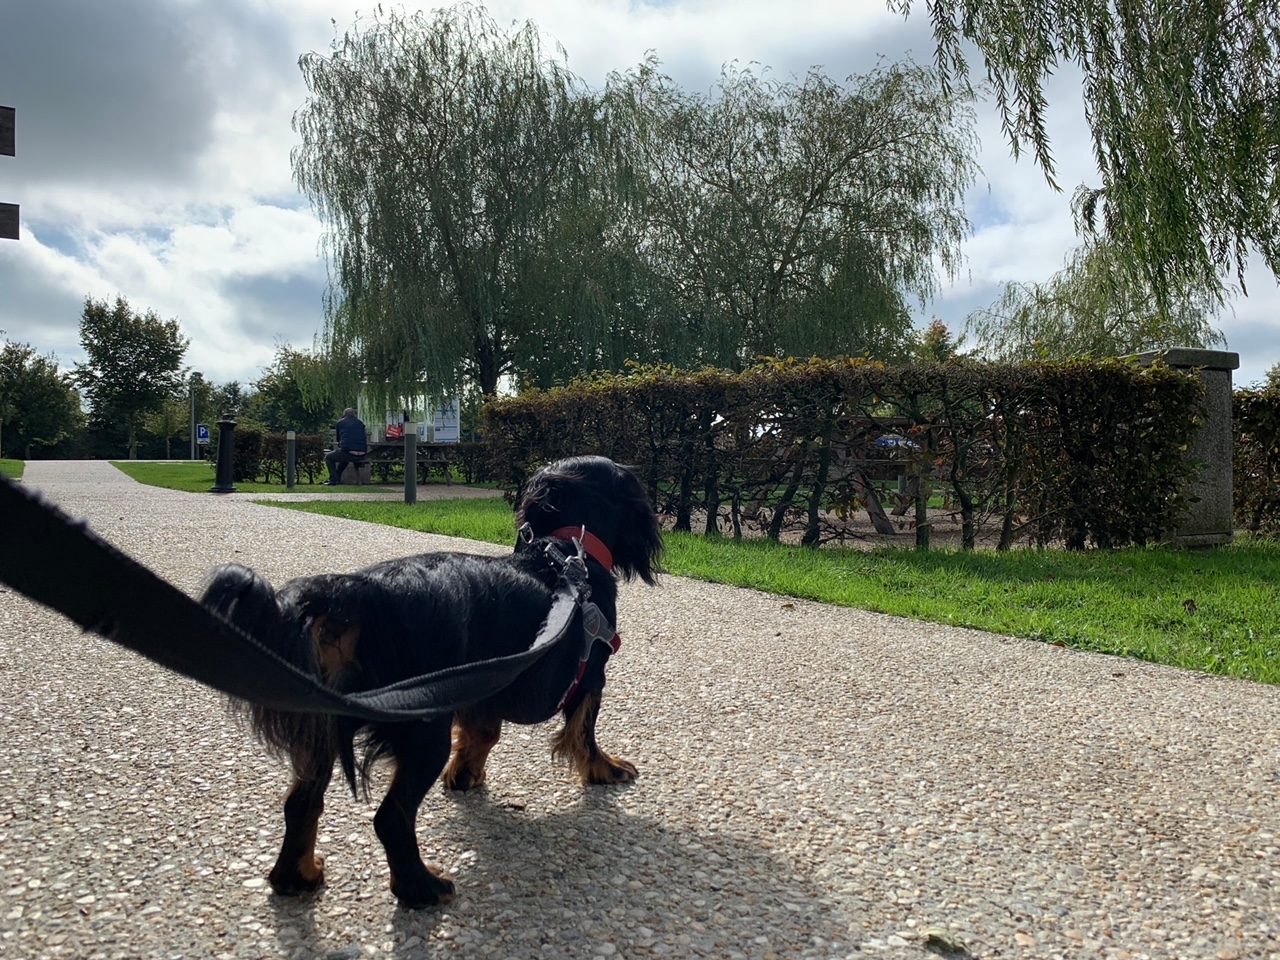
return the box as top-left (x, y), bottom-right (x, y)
top-left (802, 434), bottom-right (833, 547)
top-left (851, 471), bottom-right (897, 536)
top-left (913, 469), bottom-right (930, 550)
top-left (768, 458), bottom-right (805, 541)
top-left (475, 333), bottom-right (501, 397)
top-left (128, 422), bottom-right (138, 459)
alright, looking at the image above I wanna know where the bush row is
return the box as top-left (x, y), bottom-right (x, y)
top-left (482, 358), bottom-right (1206, 550)
top-left (209, 428), bottom-right (330, 484)
top-left (1234, 385), bottom-right (1280, 535)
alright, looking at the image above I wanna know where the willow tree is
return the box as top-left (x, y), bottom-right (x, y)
top-left (893, 0), bottom-right (1280, 305)
top-left (292, 5), bottom-right (607, 398)
top-left (965, 239), bottom-right (1226, 362)
top-left (607, 58), bottom-right (977, 369)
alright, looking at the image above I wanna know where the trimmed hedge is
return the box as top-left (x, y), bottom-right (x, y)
top-left (1234, 385), bottom-right (1280, 535)
top-left (482, 358), bottom-right (1205, 550)
top-left (208, 428), bottom-right (329, 484)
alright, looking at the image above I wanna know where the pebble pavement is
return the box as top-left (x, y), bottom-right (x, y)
top-left (1, 460), bottom-right (1278, 960)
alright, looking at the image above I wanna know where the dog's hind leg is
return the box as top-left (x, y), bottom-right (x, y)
top-left (552, 689), bottom-right (638, 785)
top-left (267, 748), bottom-right (334, 896)
top-left (372, 718), bottom-right (457, 908)
top-left (442, 710), bottom-right (502, 791)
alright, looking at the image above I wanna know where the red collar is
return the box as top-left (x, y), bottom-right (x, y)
top-left (550, 526), bottom-right (613, 572)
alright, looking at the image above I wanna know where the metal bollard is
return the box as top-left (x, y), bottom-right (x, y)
top-left (404, 422), bottom-right (417, 505)
top-left (286, 430), bottom-right (296, 490)
top-left (211, 417), bottom-right (237, 493)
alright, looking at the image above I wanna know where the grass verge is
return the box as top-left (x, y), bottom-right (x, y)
top-left (0, 459), bottom-right (24, 480)
top-left (109, 459), bottom-right (403, 494)
top-left (273, 497), bottom-right (517, 545)
top-left (269, 496), bottom-right (1280, 685)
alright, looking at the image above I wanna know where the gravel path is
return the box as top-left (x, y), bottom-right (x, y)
top-left (2, 460), bottom-right (1278, 960)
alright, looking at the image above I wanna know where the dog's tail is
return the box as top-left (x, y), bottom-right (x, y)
top-left (200, 563), bottom-right (344, 782)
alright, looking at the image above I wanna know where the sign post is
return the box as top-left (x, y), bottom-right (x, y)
top-left (1, 106), bottom-right (17, 241)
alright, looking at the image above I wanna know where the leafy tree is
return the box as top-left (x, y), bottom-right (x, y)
top-left (964, 240), bottom-right (1225, 362)
top-left (1264, 362), bottom-right (1280, 390)
top-left (913, 318), bottom-right (963, 362)
top-left (245, 346), bottom-right (336, 433)
top-left (73, 295), bottom-right (189, 459)
top-left (210, 380), bottom-right (251, 421)
top-left (892, 0), bottom-right (1280, 305)
top-left (0, 339), bottom-right (83, 459)
top-left (141, 397), bottom-right (189, 459)
top-left (293, 4), bottom-right (604, 399)
top-left (607, 58), bottom-right (976, 369)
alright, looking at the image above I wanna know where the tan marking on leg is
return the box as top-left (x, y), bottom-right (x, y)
top-left (442, 714), bottom-right (502, 790)
top-left (294, 816), bottom-right (325, 884)
top-left (552, 690), bottom-right (637, 786)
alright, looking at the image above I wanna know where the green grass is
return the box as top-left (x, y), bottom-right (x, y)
top-left (109, 460), bottom-right (396, 494)
top-left (271, 497), bottom-right (517, 544)
top-left (266, 495), bottom-right (1280, 685)
top-left (0, 459), bottom-right (23, 480)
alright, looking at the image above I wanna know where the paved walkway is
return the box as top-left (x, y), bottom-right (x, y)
top-left (1, 460), bottom-right (1278, 959)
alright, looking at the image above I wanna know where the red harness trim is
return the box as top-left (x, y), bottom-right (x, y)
top-left (555, 616), bottom-right (621, 713)
top-left (549, 526), bottom-right (613, 572)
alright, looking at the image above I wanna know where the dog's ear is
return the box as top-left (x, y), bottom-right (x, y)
top-left (606, 461), bottom-right (663, 586)
top-left (514, 466), bottom-right (564, 536)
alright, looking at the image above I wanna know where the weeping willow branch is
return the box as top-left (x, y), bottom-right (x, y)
top-left (892, 0), bottom-right (1280, 303)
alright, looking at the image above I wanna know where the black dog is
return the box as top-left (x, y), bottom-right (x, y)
top-left (200, 456), bottom-right (662, 907)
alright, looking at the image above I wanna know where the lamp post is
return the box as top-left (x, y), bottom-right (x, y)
top-left (189, 373), bottom-right (201, 460)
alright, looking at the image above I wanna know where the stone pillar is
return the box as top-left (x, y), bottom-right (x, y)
top-left (1136, 348), bottom-right (1239, 546)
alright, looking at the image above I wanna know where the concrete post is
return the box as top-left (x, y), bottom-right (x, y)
top-left (1136, 348), bottom-right (1240, 546)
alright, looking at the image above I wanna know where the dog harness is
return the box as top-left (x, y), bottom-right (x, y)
top-left (549, 526), bottom-right (622, 712)
top-left (549, 525), bottom-right (613, 572)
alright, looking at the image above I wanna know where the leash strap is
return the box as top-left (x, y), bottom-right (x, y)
top-left (0, 474), bottom-right (589, 723)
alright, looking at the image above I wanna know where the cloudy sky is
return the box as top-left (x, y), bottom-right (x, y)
top-left (1, 0), bottom-right (1276, 389)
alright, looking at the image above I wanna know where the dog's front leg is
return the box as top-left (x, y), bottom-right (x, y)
top-left (552, 689), bottom-right (638, 785)
top-left (372, 719), bottom-right (456, 908)
top-left (268, 763), bottom-right (333, 896)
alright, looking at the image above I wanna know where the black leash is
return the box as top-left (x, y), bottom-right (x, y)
top-left (0, 474), bottom-right (590, 723)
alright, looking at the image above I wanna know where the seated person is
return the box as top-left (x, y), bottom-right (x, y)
top-left (324, 408), bottom-right (368, 485)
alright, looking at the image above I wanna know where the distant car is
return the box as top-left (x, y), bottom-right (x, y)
top-left (874, 433), bottom-right (920, 451)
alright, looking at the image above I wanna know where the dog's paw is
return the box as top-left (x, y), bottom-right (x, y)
top-left (441, 760), bottom-right (487, 791)
top-left (391, 864), bottom-right (456, 909)
top-left (268, 854), bottom-right (326, 896)
top-left (582, 753), bottom-right (638, 785)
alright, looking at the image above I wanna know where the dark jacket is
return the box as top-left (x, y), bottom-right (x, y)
top-left (335, 415), bottom-right (368, 452)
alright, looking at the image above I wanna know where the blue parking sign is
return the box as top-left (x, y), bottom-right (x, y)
top-left (196, 423), bottom-right (211, 445)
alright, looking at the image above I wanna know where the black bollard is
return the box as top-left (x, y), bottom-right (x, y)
top-left (211, 417), bottom-right (237, 493)
top-left (404, 422), bottom-right (417, 505)
top-left (286, 430), bottom-right (297, 490)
